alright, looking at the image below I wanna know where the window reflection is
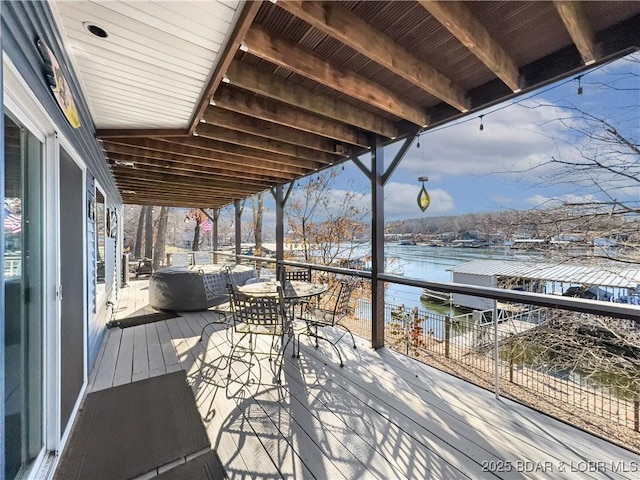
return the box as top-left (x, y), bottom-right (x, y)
top-left (96, 188), bottom-right (106, 299)
top-left (4, 113), bottom-right (44, 480)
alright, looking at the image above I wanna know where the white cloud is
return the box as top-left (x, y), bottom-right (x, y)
top-left (524, 193), bottom-right (600, 208)
top-left (393, 100), bottom-right (570, 182)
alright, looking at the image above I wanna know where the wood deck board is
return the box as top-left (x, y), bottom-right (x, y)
top-left (91, 328), bottom-right (122, 392)
top-left (132, 321), bottom-right (150, 382)
top-left (371, 344), bottom-right (636, 471)
top-left (82, 281), bottom-right (639, 480)
top-left (196, 321), bottom-right (320, 479)
top-left (318, 331), bottom-right (630, 480)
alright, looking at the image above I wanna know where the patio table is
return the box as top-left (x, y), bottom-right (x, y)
top-left (237, 280), bottom-right (327, 301)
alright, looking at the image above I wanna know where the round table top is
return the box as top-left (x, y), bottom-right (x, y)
top-left (238, 280), bottom-right (327, 299)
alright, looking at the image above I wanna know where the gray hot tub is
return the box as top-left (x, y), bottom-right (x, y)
top-left (148, 263), bottom-right (256, 311)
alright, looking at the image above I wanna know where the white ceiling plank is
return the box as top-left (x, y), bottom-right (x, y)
top-left (50, 0), bottom-right (243, 129)
top-left (140, 0), bottom-right (237, 38)
top-left (89, 0), bottom-right (233, 51)
top-left (63, 24), bottom-right (214, 76)
top-left (74, 58), bottom-right (202, 99)
top-left (56, 3), bottom-right (222, 67)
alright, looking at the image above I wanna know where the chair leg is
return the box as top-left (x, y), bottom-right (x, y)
top-left (274, 333), bottom-right (293, 383)
top-left (298, 325), bottom-right (344, 367)
top-left (337, 323), bottom-right (357, 349)
top-left (199, 310), bottom-right (230, 342)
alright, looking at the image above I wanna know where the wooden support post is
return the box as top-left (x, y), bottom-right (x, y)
top-left (371, 137), bottom-right (385, 349)
top-left (212, 208), bottom-right (219, 263)
top-left (234, 200), bottom-right (242, 263)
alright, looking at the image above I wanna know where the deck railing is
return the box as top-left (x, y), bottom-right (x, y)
top-left (207, 251), bottom-right (640, 446)
top-left (352, 299), bottom-right (639, 435)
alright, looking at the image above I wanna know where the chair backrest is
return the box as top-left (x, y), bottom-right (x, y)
top-left (282, 266), bottom-right (312, 282)
top-left (332, 281), bottom-right (356, 318)
top-left (171, 252), bottom-right (190, 267)
top-left (229, 286), bottom-right (286, 333)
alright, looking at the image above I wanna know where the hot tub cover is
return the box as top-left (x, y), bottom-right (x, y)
top-left (149, 264), bottom-right (256, 311)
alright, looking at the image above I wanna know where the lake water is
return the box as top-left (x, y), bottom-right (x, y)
top-left (383, 244), bottom-right (542, 313)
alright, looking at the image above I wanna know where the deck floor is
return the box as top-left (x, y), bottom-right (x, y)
top-left (86, 279), bottom-right (639, 479)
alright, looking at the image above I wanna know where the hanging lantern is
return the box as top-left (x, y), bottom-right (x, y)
top-left (417, 176), bottom-right (430, 212)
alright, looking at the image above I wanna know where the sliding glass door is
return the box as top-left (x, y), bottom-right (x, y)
top-left (4, 113), bottom-right (44, 480)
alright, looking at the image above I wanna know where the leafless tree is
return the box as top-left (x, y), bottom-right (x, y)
top-left (518, 54), bottom-right (639, 264)
top-left (144, 206), bottom-right (154, 259)
top-left (285, 169), bottom-right (369, 265)
top-left (152, 207), bottom-right (169, 269)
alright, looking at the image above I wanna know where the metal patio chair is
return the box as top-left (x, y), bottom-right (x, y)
top-left (198, 265), bottom-right (240, 343)
top-left (295, 280), bottom-right (357, 367)
top-left (227, 284), bottom-right (293, 383)
top-left (278, 265), bottom-right (314, 318)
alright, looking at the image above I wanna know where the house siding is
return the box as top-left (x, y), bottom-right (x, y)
top-left (2, 1), bottom-right (123, 462)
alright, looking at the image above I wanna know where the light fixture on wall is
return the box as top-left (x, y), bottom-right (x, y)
top-left (479, 114), bottom-right (485, 131)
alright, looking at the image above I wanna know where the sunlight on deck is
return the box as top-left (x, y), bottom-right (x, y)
top-left (85, 279), bottom-right (639, 479)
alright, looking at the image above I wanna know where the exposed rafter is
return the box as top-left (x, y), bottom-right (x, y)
top-left (418, 0), bottom-right (521, 92)
top-left (201, 108), bottom-right (347, 155)
top-left (95, 128), bottom-right (188, 138)
top-left (106, 153), bottom-right (285, 184)
top-left (277, 0), bottom-right (469, 113)
top-left (195, 123), bottom-right (339, 163)
top-left (243, 24), bottom-right (430, 127)
top-left (554, 1), bottom-right (598, 65)
top-left (212, 84), bottom-right (370, 147)
top-left (187, 0), bottom-right (263, 134)
top-left (101, 139), bottom-right (312, 176)
top-left (226, 61), bottom-right (399, 138)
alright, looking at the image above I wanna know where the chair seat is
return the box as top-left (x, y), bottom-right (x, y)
top-left (296, 281), bottom-right (357, 367)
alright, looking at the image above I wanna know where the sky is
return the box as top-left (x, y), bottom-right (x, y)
top-left (218, 53), bottom-right (639, 232)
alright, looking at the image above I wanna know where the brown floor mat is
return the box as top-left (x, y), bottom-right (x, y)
top-left (54, 370), bottom-right (209, 480)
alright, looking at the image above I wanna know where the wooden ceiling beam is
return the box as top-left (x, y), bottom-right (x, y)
top-left (116, 176), bottom-right (260, 199)
top-left (101, 139), bottom-right (310, 176)
top-left (277, 0), bottom-right (469, 113)
top-left (104, 148), bottom-right (299, 182)
top-left (116, 186), bottom-right (235, 205)
top-left (119, 192), bottom-right (231, 208)
top-left (243, 24), bottom-right (429, 127)
top-left (418, 0), bottom-right (521, 92)
top-left (107, 154), bottom-right (281, 185)
top-left (213, 85), bottom-right (370, 147)
top-left (112, 171), bottom-right (263, 194)
top-left (95, 128), bottom-right (188, 138)
top-left (116, 184), bottom-right (240, 202)
top-left (114, 179), bottom-right (246, 198)
top-left (226, 61), bottom-right (399, 138)
top-left (111, 167), bottom-right (264, 193)
top-left (167, 134), bottom-right (328, 167)
top-left (201, 108), bottom-right (346, 155)
top-left (188, 0), bottom-right (263, 134)
top-left (554, 1), bottom-right (598, 65)
top-left (195, 123), bottom-right (338, 163)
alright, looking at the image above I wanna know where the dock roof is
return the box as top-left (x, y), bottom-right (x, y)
top-left (448, 260), bottom-right (640, 289)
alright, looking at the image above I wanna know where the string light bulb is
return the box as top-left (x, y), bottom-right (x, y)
top-left (479, 115), bottom-right (484, 131)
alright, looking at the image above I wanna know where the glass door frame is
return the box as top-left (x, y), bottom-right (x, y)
top-left (3, 55), bottom-right (89, 477)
